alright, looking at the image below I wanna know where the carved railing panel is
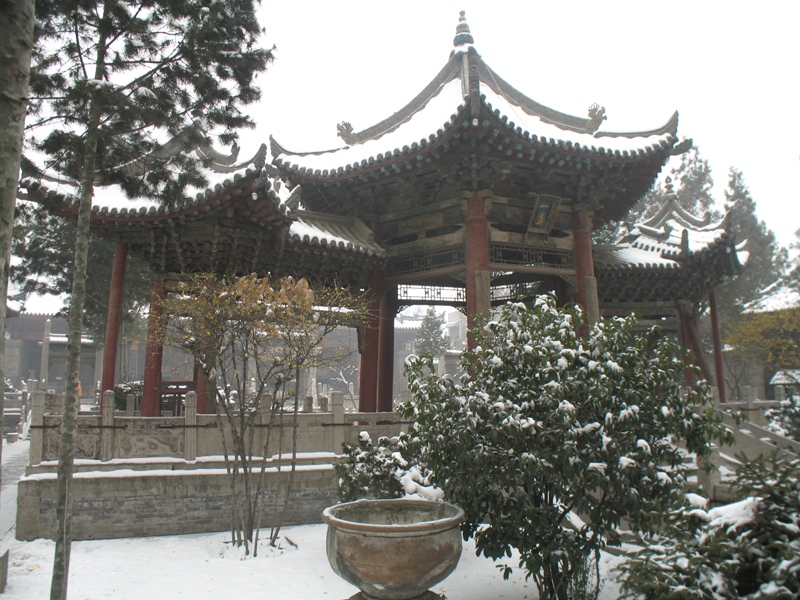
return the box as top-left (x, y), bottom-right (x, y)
top-left (388, 245), bottom-right (465, 279)
top-left (490, 242), bottom-right (574, 271)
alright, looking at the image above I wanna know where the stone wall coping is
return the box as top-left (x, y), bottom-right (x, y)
top-left (22, 462), bottom-right (335, 482)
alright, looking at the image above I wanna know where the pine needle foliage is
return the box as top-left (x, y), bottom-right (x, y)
top-left (26, 0), bottom-right (272, 204)
top-left (23, 3), bottom-right (271, 596)
top-left (414, 306), bottom-right (451, 358)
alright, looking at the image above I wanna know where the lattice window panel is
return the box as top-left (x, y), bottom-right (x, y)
top-left (490, 243), bottom-right (574, 271)
top-left (388, 245), bottom-right (465, 278)
top-left (398, 285), bottom-right (466, 304)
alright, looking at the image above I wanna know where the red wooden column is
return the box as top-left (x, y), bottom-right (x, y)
top-left (709, 288), bottom-right (727, 403)
top-left (100, 244), bottom-right (128, 403)
top-left (377, 285), bottom-right (397, 412)
top-left (141, 277), bottom-right (165, 417)
top-left (465, 196), bottom-right (490, 348)
top-left (572, 207), bottom-right (599, 324)
top-left (194, 361), bottom-right (209, 414)
top-left (359, 265), bottom-right (381, 412)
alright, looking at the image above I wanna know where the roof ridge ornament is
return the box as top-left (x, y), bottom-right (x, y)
top-left (587, 103), bottom-right (607, 133)
top-left (453, 11), bottom-right (474, 47)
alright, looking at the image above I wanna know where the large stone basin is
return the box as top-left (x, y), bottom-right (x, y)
top-left (322, 498), bottom-right (465, 600)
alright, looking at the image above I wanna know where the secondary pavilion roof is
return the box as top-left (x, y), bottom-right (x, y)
top-left (271, 12), bottom-right (688, 224)
top-left (20, 141), bottom-right (385, 290)
top-left (593, 182), bottom-right (746, 307)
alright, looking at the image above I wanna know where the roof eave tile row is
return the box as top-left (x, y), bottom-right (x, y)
top-left (271, 109), bottom-right (466, 180)
top-left (273, 93), bottom-right (678, 181)
top-left (484, 102), bottom-right (677, 160)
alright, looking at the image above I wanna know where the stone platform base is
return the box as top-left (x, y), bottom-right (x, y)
top-left (17, 461), bottom-right (338, 541)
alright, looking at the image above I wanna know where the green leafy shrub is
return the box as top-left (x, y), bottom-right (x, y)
top-left (765, 395), bottom-right (800, 442)
top-left (113, 380), bottom-right (143, 412)
top-left (335, 431), bottom-right (439, 502)
top-left (619, 453), bottom-right (800, 599)
top-left (400, 296), bottom-right (731, 600)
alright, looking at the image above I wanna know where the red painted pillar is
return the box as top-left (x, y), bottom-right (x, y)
top-left (194, 361), bottom-right (208, 414)
top-left (709, 289), bottom-right (727, 403)
top-left (142, 277), bottom-right (165, 417)
top-left (359, 266), bottom-right (381, 412)
top-left (377, 285), bottom-right (396, 412)
top-left (465, 196), bottom-right (490, 348)
top-left (572, 207), bottom-right (598, 323)
top-left (100, 244), bottom-right (128, 405)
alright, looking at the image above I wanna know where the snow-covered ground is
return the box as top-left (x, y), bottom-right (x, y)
top-left (0, 526), bottom-right (626, 599)
top-left (0, 439), bottom-right (626, 599)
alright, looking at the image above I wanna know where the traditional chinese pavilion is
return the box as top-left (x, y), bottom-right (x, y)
top-left (25, 13), bottom-right (743, 413)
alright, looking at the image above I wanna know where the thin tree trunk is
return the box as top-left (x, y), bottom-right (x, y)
top-left (270, 366), bottom-right (301, 545)
top-left (0, 0), bottom-right (35, 518)
top-left (50, 5), bottom-right (110, 597)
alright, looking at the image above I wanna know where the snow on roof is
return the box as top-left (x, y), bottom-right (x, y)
top-left (289, 211), bottom-right (385, 257)
top-left (625, 221), bottom-right (726, 254)
top-left (481, 85), bottom-right (675, 155)
top-left (21, 133), bottom-right (268, 215)
top-left (49, 333), bottom-right (94, 345)
top-left (600, 244), bottom-right (680, 270)
top-left (744, 281), bottom-right (800, 313)
top-left (770, 370), bottom-right (800, 386)
top-left (273, 14), bottom-right (679, 177)
top-left (273, 77), bottom-right (467, 172)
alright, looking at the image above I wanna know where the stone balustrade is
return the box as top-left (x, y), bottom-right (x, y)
top-left (27, 390), bottom-right (406, 465)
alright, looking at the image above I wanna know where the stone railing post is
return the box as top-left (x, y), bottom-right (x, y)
top-left (184, 391), bottom-right (197, 462)
top-left (743, 385), bottom-right (754, 412)
top-left (303, 395), bottom-right (314, 412)
top-left (331, 391), bottom-right (345, 454)
top-left (126, 393), bottom-right (135, 417)
top-left (319, 395), bottom-right (328, 412)
top-left (29, 390), bottom-right (45, 466)
top-left (775, 385), bottom-right (786, 402)
top-left (100, 390), bottom-right (116, 461)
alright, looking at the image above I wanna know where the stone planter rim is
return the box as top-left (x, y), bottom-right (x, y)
top-left (323, 498), bottom-right (464, 537)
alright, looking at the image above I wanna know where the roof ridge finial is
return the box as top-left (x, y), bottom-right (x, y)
top-left (453, 10), bottom-right (474, 47)
top-left (664, 176), bottom-right (676, 197)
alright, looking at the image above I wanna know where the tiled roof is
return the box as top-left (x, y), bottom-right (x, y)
top-left (271, 13), bottom-right (681, 178)
top-left (290, 211), bottom-right (385, 258)
top-left (594, 196), bottom-right (745, 305)
top-left (24, 138), bottom-right (386, 271)
top-left (595, 191), bottom-right (744, 272)
top-left (770, 370), bottom-right (800, 385)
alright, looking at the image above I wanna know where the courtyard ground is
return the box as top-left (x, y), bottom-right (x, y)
top-left (0, 440), bottom-right (627, 599)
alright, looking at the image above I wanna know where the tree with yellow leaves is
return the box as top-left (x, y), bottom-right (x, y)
top-left (726, 308), bottom-right (800, 371)
top-left (161, 274), bottom-right (366, 555)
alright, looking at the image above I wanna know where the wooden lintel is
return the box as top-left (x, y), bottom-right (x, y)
top-left (488, 263), bottom-right (576, 277)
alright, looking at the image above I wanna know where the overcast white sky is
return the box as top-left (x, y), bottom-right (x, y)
top-left (253, 0), bottom-right (800, 247)
top-left (19, 1), bottom-right (800, 314)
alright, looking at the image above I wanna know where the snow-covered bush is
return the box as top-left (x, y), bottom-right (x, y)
top-left (113, 380), bottom-right (143, 411)
top-left (619, 452), bottom-right (800, 599)
top-left (401, 296), bottom-right (732, 600)
top-left (335, 431), bottom-right (441, 502)
top-left (765, 395), bottom-right (800, 442)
